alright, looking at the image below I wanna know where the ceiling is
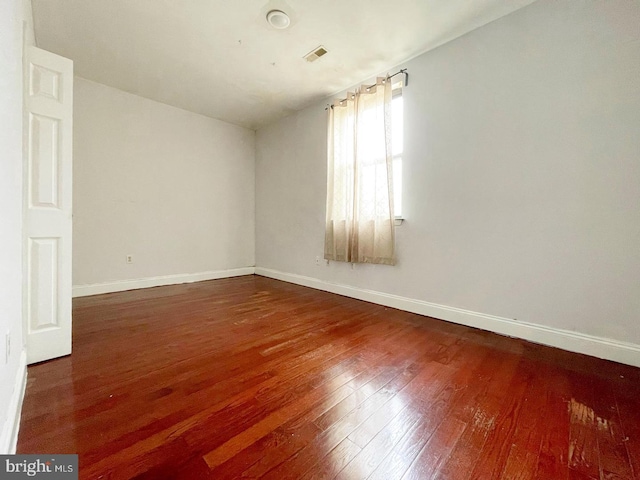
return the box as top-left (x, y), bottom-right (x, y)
top-left (32, 0), bottom-right (537, 130)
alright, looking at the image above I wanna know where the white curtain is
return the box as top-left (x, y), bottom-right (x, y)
top-left (324, 77), bottom-right (395, 265)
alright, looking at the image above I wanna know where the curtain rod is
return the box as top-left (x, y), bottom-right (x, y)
top-left (389, 68), bottom-right (409, 86)
top-left (326, 68), bottom-right (408, 110)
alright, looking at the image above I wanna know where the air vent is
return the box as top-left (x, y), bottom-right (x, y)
top-left (304, 46), bottom-right (328, 63)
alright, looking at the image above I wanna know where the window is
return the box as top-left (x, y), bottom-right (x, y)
top-left (391, 86), bottom-right (403, 218)
top-left (347, 84), bottom-right (403, 218)
top-left (324, 76), bottom-right (399, 265)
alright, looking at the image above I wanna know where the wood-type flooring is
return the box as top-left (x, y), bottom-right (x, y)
top-left (17, 275), bottom-right (640, 479)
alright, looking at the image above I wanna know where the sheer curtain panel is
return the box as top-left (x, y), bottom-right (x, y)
top-left (324, 77), bottom-right (396, 265)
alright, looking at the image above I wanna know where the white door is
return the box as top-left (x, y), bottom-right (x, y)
top-left (24, 46), bottom-right (73, 364)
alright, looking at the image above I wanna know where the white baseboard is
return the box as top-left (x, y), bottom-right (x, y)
top-left (73, 267), bottom-right (256, 298)
top-left (255, 267), bottom-right (640, 368)
top-left (0, 349), bottom-right (27, 454)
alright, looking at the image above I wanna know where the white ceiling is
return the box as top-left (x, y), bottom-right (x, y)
top-left (32, 0), bottom-right (537, 130)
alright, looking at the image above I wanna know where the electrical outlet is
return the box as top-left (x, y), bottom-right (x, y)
top-left (126, 254), bottom-right (133, 264)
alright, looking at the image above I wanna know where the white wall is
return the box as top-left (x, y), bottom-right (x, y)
top-left (0, 0), bottom-right (30, 454)
top-left (256, 0), bottom-right (640, 359)
top-left (73, 78), bottom-right (256, 290)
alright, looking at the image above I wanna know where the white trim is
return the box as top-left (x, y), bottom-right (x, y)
top-left (255, 267), bottom-right (640, 368)
top-left (1, 349), bottom-right (27, 454)
top-left (73, 267), bottom-right (256, 298)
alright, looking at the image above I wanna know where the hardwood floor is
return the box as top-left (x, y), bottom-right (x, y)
top-left (17, 275), bottom-right (640, 479)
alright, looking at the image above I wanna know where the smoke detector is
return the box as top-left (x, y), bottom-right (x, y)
top-left (303, 46), bottom-right (328, 63)
top-left (266, 10), bottom-right (290, 29)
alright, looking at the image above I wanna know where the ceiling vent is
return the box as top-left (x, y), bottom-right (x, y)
top-left (303, 46), bottom-right (328, 63)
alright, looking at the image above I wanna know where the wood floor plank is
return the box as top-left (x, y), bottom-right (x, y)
top-left (499, 360), bottom-right (550, 480)
top-left (15, 275), bottom-right (640, 480)
top-left (533, 363), bottom-right (571, 480)
top-left (567, 374), bottom-right (601, 480)
top-left (370, 342), bottom-right (494, 480)
top-left (342, 343), bottom-right (485, 480)
top-left (401, 417), bottom-right (467, 480)
top-left (615, 392), bottom-right (640, 480)
top-left (434, 350), bottom-right (521, 480)
top-left (346, 337), bottom-right (470, 450)
top-left (209, 420), bottom-right (322, 479)
top-left (336, 405), bottom-right (427, 480)
top-left (298, 438), bottom-right (362, 480)
top-left (589, 378), bottom-right (635, 480)
top-left (200, 378), bottom-right (353, 469)
top-left (259, 362), bottom-right (448, 479)
top-left (468, 359), bottom-right (535, 480)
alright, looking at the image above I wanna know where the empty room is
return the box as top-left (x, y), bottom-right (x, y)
top-left (1, 0), bottom-right (639, 478)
